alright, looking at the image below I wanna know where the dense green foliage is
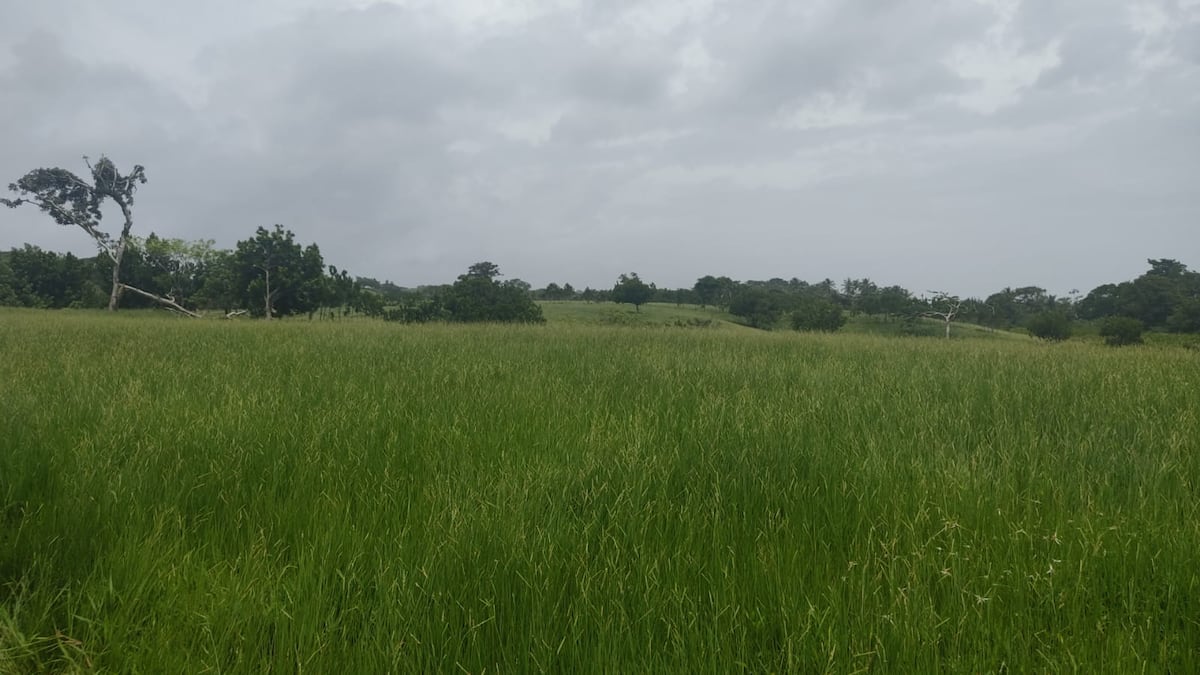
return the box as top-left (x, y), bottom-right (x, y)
top-left (1166, 298), bottom-right (1200, 333)
top-left (441, 262), bottom-right (545, 323)
top-left (1100, 316), bottom-right (1145, 346)
top-left (0, 245), bottom-right (104, 308)
top-left (1078, 259), bottom-right (1200, 330)
top-left (232, 225), bottom-right (328, 319)
top-left (692, 274), bottom-right (736, 308)
top-left (1026, 311), bottom-right (1073, 341)
top-left (2, 310), bottom-right (1198, 672)
top-left (611, 273), bottom-right (654, 312)
top-left (728, 286), bottom-right (784, 328)
top-left (535, 282), bottom-right (577, 301)
top-left (788, 296), bottom-right (846, 332)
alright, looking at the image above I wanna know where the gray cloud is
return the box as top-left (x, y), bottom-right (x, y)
top-left (1, 0), bottom-right (1197, 296)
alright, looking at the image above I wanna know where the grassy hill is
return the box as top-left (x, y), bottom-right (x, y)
top-left (538, 300), bottom-right (756, 331)
top-left (540, 300), bottom-right (1032, 341)
top-left (842, 314), bottom-right (1034, 341)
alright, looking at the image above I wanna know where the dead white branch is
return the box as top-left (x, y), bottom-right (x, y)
top-left (118, 284), bottom-right (201, 318)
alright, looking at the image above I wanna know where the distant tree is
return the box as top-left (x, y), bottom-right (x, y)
top-left (465, 261), bottom-right (501, 280)
top-left (135, 234), bottom-right (219, 308)
top-left (539, 282), bottom-right (577, 301)
top-left (693, 275), bottom-right (722, 307)
top-left (233, 225), bottom-right (327, 319)
top-left (789, 296), bottom-right (846, 332)
top-left (7, 245), bottom-right (71, 308)
top-left (443, 262), bottom-right (544, 323)
top-left (693, 275), bottom-right (739, 308)
top-left (815, 278), bottom-right (840, 302)
top-left (1026, 311), bottom-right (1072, 341)
top-left (194, 250), bottom-right (240, 314)
top-left (922, 291), bottom-right (964, 339)
top-left (841, 278), bottom-right (879, 314)
top-left (984, 286), bottom-right (1054, 328)
top-left (1122, 274), bottom-right (1178, 327)
top-left (660, 287), bottom-right (697, 306)
top-left (503, 278), bottom-right (532, 294)
top-left (1077, 283), bottom-right (1124, 321)
top-left (1078, 260), bottom-right (1200, 329)
top-left (2, 245), bottom-right (108, 309)
top-left (352, 287), bottom-right (386, 318)
top-left (876, 285), bottom-right (913, 320)
top-left (324, 265), bottom-right (361, 317)
top-left (1099, 316), bottom-right (1144, 346)
top-left (729, 286), bottom-right (783, 329)
top-left (714, 276), bottom-right (738, 308)
top-left (1, 156), bottom-right (199, 315)
top-left (612, 273), bottom-right (654, 312)
top-left (1145, 258), bottom-right (1189, 277)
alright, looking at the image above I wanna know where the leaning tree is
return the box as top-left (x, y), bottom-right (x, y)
top-left (1, 155), bottom-right (197, 315)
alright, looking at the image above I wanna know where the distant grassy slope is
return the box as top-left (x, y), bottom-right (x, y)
top-left (538, 300), bottom-right (756, 331)
top-left (541, 301), bottom-right (1033, 341)
top-left (843, 315), bottom-right (1035, 341)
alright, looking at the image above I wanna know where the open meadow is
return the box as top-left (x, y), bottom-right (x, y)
top-left (2, 307), bottom-right (1198, 672)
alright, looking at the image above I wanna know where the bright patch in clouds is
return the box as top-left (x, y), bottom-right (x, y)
top-left (779, 91), bottom-right (905, 130)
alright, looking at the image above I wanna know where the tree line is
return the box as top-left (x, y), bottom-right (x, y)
top-left (4, 156), bottom-right (1197, 339)
top-left (529, 262), bottom-right (1197, 342)
top-left (0, 229), bottom-right (367, 319)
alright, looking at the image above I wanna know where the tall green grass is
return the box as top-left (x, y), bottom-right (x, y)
top-left (1, 309), bottom-right (1198, 672)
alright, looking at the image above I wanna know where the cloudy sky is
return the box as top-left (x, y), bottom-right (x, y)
top-left (2, 0), bottom-right (1197, 296)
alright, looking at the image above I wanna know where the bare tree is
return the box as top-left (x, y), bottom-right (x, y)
top-left (922, 291), bottom-right (963, 339)
top-left (1, 155), bottom-right (198, 316)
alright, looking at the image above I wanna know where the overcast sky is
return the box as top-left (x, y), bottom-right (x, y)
top-left (2, 0), bottom-right (1197, 297)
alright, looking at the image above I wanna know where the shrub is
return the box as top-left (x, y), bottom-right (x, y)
top-left (671, 318), bottom-right (717, 329)
top-left (1099, 316), bottom-right (1143, 346)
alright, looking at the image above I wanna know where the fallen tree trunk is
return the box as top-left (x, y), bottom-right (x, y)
top-left (118, 284), bottom-right (201, 318)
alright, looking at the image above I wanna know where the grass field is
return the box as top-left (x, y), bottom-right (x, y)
top-left (2, 308), bottom-right (1199, 672)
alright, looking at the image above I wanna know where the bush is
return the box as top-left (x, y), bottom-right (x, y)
top-left (789, 297), bottom-right (846, 332)
top-left (671, 318), bottom-right (717, 329)
top-left (1099, 316), bottom-right (1144, 346)
top-left (1026, 312), bottom-right (1072, 341)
